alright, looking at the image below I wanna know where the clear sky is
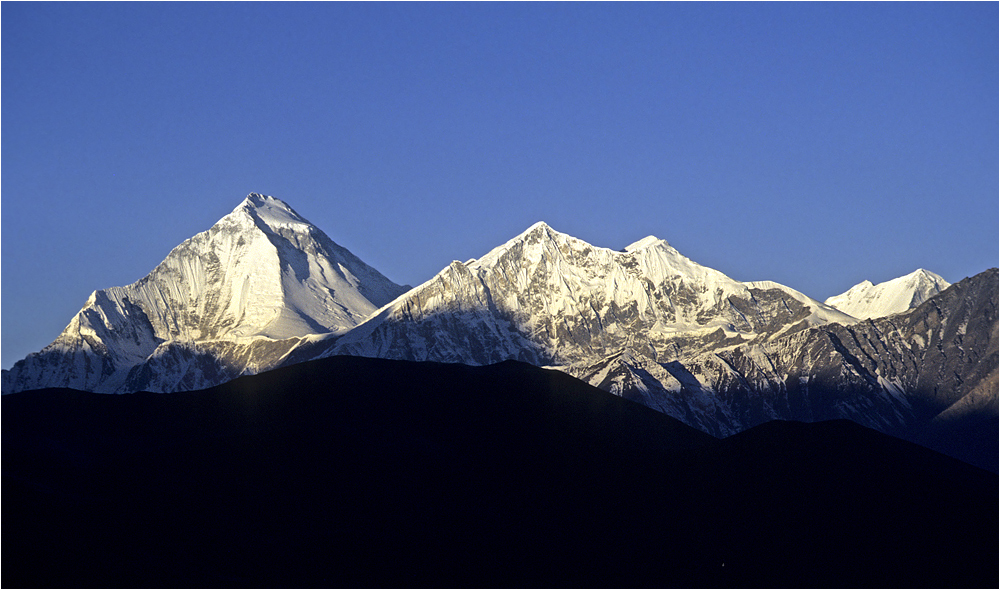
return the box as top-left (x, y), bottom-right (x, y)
top-left (2, 3), bottom-right (997, 369)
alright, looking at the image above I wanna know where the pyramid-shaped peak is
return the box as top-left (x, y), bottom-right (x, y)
top-left (230, 193), bottom-right (313, 232)
top-left (878, 269), bottom-right (950, 291)
top-left (907, 268), bottom-right (947, 283)
top-left (238, 192), bottom-right (294, 213)
top-left (515, 221), bottom-right (561, 240)
top-left (824, 268), bottom-right (951, 320)
top-left (899, 269), bottom-right (951, 292)
top-left (520, 221), bottom-right (594, 242)
top-left (245, 192), bottom-right (274, 205)
top-left (624, 235), bottom-right (670, 252)
top-left (506, 221), bottom-right (572, 244)
top-left (472, 221), bottom-right (591, 269)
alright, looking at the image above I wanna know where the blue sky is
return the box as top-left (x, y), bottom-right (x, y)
top-left (2, 2), bottom-right (997, 369)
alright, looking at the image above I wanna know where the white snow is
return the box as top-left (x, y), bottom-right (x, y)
top-left (4, 193), bottom-right (408, 394)
top-left (240, 193), bottom-right (313, 231)
top-left (824, 269), bottom-right (950, 320)
top-left (324, 220), bottom-right (862, 370)
top-left (5, 205), bottom-right (956, 406)
top-left (624, 235), bottom-right (668, 252)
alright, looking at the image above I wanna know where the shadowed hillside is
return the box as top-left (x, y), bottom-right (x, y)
top-left (4, 356), bottom-right (996, 588)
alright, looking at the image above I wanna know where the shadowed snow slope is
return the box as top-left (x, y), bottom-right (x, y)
top-left (1, 193), bottom-right (408, 393)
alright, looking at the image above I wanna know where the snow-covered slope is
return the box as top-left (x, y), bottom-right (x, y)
top-left (824, 269), bottom-right (950, 320)
top-left (2, 193), bottom-right (408, 393)
top-left (117, 193), bottom-right (406, 341)
top-left (299, 221), bottom-right (854, 367)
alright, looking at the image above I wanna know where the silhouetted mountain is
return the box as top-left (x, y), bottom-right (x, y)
top-left (4, 356), bottom-right (995, 588)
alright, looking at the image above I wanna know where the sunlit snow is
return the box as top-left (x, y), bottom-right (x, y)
top-left (824, 269), bottom-right (950, 320)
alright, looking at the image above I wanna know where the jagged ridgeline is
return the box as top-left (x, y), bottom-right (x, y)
top-left (3, 193), bottom-right (996, 469)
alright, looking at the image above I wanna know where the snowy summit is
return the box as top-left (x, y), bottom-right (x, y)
top-left (1, 193), bottom-right (408, 393)
top-left (824, 269), bottom-right (950, 320)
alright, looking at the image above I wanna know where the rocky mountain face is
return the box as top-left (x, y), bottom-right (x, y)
top-left (564, 270), bottom-right (997, 469)
top-left (2, 194), bottom-right (408, 393)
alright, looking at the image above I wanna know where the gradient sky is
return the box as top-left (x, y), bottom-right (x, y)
top-left (2, 2), bottom-right (997, 369)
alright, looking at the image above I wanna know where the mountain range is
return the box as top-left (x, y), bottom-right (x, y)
top-left (4, 193), bottom-right (996, 470)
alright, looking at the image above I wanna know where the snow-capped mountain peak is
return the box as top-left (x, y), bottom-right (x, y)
top-left (2, 193), bottom-right (408, 393)
top-left (213, 193), bottom-right (320, 241)
top-left (825, 268), bottom-right (951, 320)
top-left (472, 222), bottom-right (741, 296)
top-left (476, 221), bottom-right (565, 258)
top-left (236, 192), bottom-right (313, 233)
top-left (624, 235), bottom-right (668, 252)
top-left (134, 192), bottom-right (406, 342)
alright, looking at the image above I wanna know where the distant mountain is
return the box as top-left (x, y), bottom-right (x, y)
top-left (4, 356), bottom-right (995, 587)
top-left (1, 194), bottom-right (408, 393)
top-left (824, 268), bottom-right (950, 319)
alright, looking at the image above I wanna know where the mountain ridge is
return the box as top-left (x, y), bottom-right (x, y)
top-left (278, 222), bottom-right (995, 468)
top-left (306, 219), bottom-right (857, 366)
